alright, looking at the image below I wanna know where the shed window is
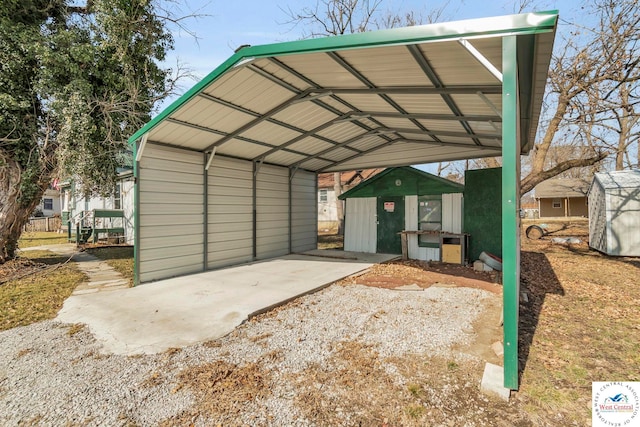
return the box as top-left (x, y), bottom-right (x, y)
top-left (43, 198), bottom-right (53, 210)
top-left (418, 195), bottom-right (442, 247)
top-left (552, 199), bottom-right (561, 208)
top-left (114, 183), bottom-right (122, 210)
top-left (319, 189), bottom-right (328, 202)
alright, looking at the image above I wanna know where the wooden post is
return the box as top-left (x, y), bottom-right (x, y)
top-left (401, 232), bottom-right (408, 260)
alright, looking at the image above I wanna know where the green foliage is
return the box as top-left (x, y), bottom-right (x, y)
top-left (0, 0), bottom-right (174, 200)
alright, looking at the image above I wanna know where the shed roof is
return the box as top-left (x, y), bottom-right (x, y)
top-left (129, 11), bottom-right (557, 172)
top-left (535, 178), bottom-right (590, 198)
top-left (592, 169), bottom-right (640, 191)
top-left (339, 166), bottom-right (464, 199)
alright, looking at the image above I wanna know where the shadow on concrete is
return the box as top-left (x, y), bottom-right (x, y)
top-left (518, 251), bottom-right (565, 382)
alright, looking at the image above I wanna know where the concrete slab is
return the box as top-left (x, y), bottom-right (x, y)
top-left (56, 252), bottom-right (396, 355)
top-left (480, 362), bottom-right (511, 401)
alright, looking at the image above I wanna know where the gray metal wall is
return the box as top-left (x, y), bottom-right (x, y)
top-left (137, 146), bottom-right (318, 283)
top-left (207, 156), bottom-right (254, 269)
top-left (291, 170), bottom-right (317, 253)
top-left (138, 143), bottom-right (205, 283)
top-left (256, 164), bottom-right (290, 259)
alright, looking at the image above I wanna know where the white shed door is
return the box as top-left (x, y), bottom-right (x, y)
top-left (442, 193), bottom-right (463, 234)
top-left (344, 197), bottom-right (376, 253)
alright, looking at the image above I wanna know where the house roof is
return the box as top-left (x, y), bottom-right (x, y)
top-left (592, 169), bottom-right (640, 191)
top-left (129, 11), bottom-right (557, 172)
top-left (535, 178), bottom-right (591, 198)
top-left (339, 166), bottom-right (464, 199)
top-left (317, 169), bottom-right (385, 188)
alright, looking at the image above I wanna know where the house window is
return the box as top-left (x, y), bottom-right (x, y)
top-left (418, 195), bottom-right (442, 247)
top-left (114, 183), bottom-right (122, 210)
top-left (43, 198), bottom-right (53, 210)
top-left (552, 199), bottom-right (561, 208)
top-left (319, 189), bottom-right (328, 202)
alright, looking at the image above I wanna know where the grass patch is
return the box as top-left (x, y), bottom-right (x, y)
top-left (18, 231), bottom-right (68, 248)
top-left (317, 233), bottom-right (343, 250)
top-left (0, 251), bottom-right (85, 331)
top-left (86, 246), bottom-right (134, 285)
top-left (518, 221), bottom-right (640, 425)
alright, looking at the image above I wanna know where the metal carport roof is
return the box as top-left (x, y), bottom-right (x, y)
top-left (129, 11), bottom-right (558, 392)
top-left (130, 11), bottom-right (556, 173)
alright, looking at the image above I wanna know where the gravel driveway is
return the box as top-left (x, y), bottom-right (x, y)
top-left (0, 284), bottom-right (503, 426)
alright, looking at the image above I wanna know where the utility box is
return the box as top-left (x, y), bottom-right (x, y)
top-left (440, 234), bottom-right (468, 265)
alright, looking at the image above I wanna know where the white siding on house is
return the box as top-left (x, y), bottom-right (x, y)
top-left (318, 188), bottom-right (338, 224)
top-left (139, 143), bottom-right (204, 282)
top-left (404, 195), bottom-right (440, 261)
top-left (256, 164), bottom-right (290, 259)
top-left (207, 156), bottom-right (254, 269)
top-left (292, 170), bottom-right (317, 253)
top-left (344, 197), bottom-right (376, 253)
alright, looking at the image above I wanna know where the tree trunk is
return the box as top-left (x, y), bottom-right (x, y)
top-left (0, 158), bottom-right (50, 262)
top-left (333, 172), bottom-right (344, 235)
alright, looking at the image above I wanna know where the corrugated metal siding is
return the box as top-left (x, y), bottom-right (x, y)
top-left (344, 197), bottom-right (376, 253)
top-left (405, 195), bottom-right (439, 261)
top-left (588, 181), bottom-right (607, 253)
top-left (139, 143), bottom-right (204, 282)
top-left (442, 193), bottom-right (463, 233)
top-left (256, 164), bottom-right (290, 259)
top-left (291, 170), bottom-right (317, 253)
top-left (207, 156), bottom-right (254, 269)
top-left (607, 189), bottom-right (640, 256)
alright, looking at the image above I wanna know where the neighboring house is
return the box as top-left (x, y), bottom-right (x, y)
top-left (534, 178), bottom-right (590, 218)
top-left (317, 169), bottom-right (384, 230)
top-left (588, 169), bottom-right (640, 256)
top-left (34, 188), bottom-right (62, 217)
top-left (59, 168), bottom-right (134, 244)
top-left (339, 167), bottom-right (464, 262)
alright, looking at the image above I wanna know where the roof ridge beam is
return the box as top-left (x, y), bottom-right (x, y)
top-left (357, 110), bottom-right (502, 122)
top-left (326, 86), bottom-right (502, 95)
top-left (380, 126), bottom-right (501, 140)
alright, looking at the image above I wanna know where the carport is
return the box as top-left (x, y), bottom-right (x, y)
top-left (128, 11), bottom-right (558, 389)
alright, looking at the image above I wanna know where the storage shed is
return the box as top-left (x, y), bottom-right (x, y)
top-left (128, 11), bottom-right (558, 390)
top-left (588, 170), bottom-right (640, 256)
top-left (339, 167), bottom-right (463, 259)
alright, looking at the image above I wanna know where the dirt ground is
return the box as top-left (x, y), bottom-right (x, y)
top-left (4, 220), bottom-right (638, 425)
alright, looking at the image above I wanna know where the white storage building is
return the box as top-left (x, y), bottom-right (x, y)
top-left (588, 170), bottom-right (640, 256)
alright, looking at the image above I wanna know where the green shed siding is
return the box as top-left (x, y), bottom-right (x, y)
top-left (463, 167), bottom-right (502, 263)
top-left (339, 167), bottom-right (463, 199)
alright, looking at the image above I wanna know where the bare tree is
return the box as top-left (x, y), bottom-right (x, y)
top-left (521, 0), bottom-right (640, 194)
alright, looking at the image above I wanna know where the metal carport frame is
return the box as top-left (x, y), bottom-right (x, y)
top-left (129, 11), bottom-right (558, 390)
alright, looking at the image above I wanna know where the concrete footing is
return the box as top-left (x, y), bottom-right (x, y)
top-left (480, 362), bottom-right (511, 401)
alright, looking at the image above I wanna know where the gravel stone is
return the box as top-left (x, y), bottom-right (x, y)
top-left (0, 284), bottom-right (496, 426)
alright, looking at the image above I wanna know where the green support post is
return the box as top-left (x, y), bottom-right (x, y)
top-left (502, 35), bottom-right (521, 390)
